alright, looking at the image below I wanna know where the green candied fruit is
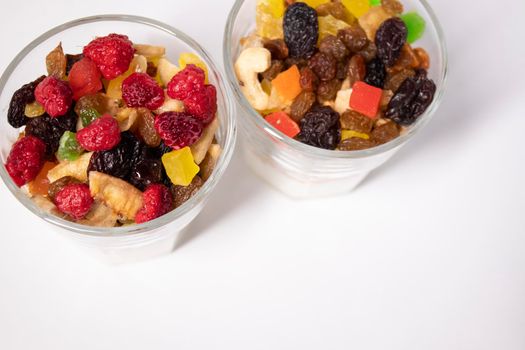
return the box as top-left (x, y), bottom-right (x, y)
top-left (57, 131), bottom-right (84, 161)
top-left (401, 12), bottom-right (426, 43)
top-left (80, 107), bottom-right (101, 127)
top-left (369, 0), bottom-right (381, 5)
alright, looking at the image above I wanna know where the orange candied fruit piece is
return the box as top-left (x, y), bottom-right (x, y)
top-left (271, 65), bottom-right (302, 102)
top-left (28, 161), bottom-right (57, 196)
top-left (265, 111), bottom-right (301, 138)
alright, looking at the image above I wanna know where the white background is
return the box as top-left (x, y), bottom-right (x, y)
top-left (1, 0), bottom-right (524, 349)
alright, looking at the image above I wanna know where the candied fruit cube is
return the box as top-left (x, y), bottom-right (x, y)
top-left (401, 12), bottom-right (426, 43)
top-left (179, 52), bottom-right (209, 84)
top-left (349, 81), bottom-right (382, 118)
top-left (162, 147), bottom-right (200, 186)
top-left (256, 0), bottom-right (285, 39)
top-left (265, 111), bottom-right (301, 138)
top-left (271, 65), bottom-right (302, 102)
top-left (318, 15), bottom-right (352, 41)
top-left (341, 0), bottom-right (370, 18)
top-left (369, 0), bottom-right (381, 5)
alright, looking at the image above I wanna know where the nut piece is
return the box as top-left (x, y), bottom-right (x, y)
top-left (88, 171), bottom-right (143, 220)
top-left (154, 95), bottom-right (185, 114)
top-left (190, 117), bottom-right (219, 164)
top-left (116, 108), bottom-right (139, 131)
top-left (77, 200), bottom-right (119, 227)
top-left (47, 152), bottom-right (93, 183)
top-left (133, 44), bottom-right (166, 58)
top-left (199, 144), bottom-right (221, 181)
top-left (234, 47), bottom-right (272, 111)
top-left (334, 88), bottom-right (353, 115)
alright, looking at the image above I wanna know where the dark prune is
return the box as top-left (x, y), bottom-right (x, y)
top-left (7, 76), bottom-right (46, 128)
top-left (364, 57), bottom-right (386, 88)
top-left (25, 109), bottom-right (77, 158)
top-left (317, 79), bottom-right (342, 102)
top-left (319, 35), bottom-right (348, 62)
top-left (375, 17), bottom-right (407, 67)
top-left (338, 137), bottom-right (376, 151)
top-left (371, 120), bottom-right (400, 144)
top-left (385, 71), bottom-right (436, 125)
top-left (171, 175), bottom-right (203, 208)
top-left (65, 54), bottom-right (83, 76)
top-left (346, 54), bottom-right (366, 86)
top-left (340, 110), bottom-right (374, 134)
top-left (299, 66), bottom-right (319, 92)
top-left (129, 156), bottom-right (164, 191)
top-left (337, 26), bottom-right (368, 53)
top-left (297, 106), bottom-right (341, 150)
top-left (290, 91), bottom-right (316, 122)
top-left (263, 39), bottom-right (289, 60)
top-left (308, 52), bottom-right (337, 82)
top-left (260, 60), bottom-right (285, 81)
top-left (283, 2), bottom-right (319, 59)
top-left (88, 131), bottom-right (142, 180)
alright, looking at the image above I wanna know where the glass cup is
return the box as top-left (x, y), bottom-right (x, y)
top-left (224, 0), bottom-right (447, 198)
top-left (0, 15), bottom-right (236, 263)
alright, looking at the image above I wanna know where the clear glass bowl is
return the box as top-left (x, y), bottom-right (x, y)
top-left (0, 15), bottom-right (236, 263)
top-left (223, 0), bottom-right (447, 198)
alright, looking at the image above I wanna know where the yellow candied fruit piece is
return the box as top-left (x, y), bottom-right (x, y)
top-left (342, 130), bottom-right (370, 140)
top-left (106, 55), bottom-right (148, 100)
top-left (318, 15), bottom-right (351, 41)
top-left (297, 0), bottom-right (329, 8)
top-left (179, 52), bottom-right (209, 84)
top-left (24, 101), bottom-right (45, 118)
top-left (341, 0), bottom-right (370, 18)
top-left (162, 147), bottom-right (200, 187)
top-left (256, 0), bottom-right (284, 40)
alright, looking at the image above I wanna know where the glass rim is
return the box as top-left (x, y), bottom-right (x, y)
top-left (223, 0), bottom-right (448, 160)
top-left (0, 14), bottom-right (237, 237)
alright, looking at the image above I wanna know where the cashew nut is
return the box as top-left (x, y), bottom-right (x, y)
top-left (334, 88), bottom-right (353, 115)
top-left (234, 47), bottom-right (271, 111)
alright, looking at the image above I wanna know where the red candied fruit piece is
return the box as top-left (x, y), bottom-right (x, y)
top-left (349, 81), bottom-right (383, 118)
top-left (82, 33), bottom-right (135, 80)
top-left (122, 72), bottom-right (165, 110)
top-left (166, 64), bottom-right (206, 100)
top-left (76, 114), bottom-right (121, 151)
top-left (135, 184), bottom-right (173, 224)
top-left (154, 112), bottom-right (203, 150)
top-left (265, 111), bottom-right (300, 138)
top-left (34, 76), bottom-right (73, 117)
top-left (68, 57), bottom-right (103, 101)
top-left (5, 136), bottom-right (46, 187)
top-left (54, 183), bottom-right (94, 220)
top-left (184, 84), bottom-right (217, 125)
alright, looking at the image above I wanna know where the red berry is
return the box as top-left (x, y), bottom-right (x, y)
top-left (34, 76), bottom-right (73, 117)
top-left (135, 184), bottom-right (173, 224)
top-left (68, 57), bottom-right (102, 101)
top-left (5, 136), bottom-right (46, 187)
top-left (76, 114), bottom-right (121, 151)
top-left (183, 84), bottom-right (217, 125)
top-left (122, 73), bottom-right (165, 110)
top-left (166, 64), bottom-right (205, 100)
top-left (83, 34), bottom-right (135, 80)
top-left (154, 112), bottom-right (203, 150)
top-left (54, 183), bottom-right (94, 220)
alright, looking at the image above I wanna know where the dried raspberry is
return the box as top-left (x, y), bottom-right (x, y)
top-left (68, 57), bottom-right (102, 101)
top-left (5, 136), bottom-right (46, 187)
top-left (34, 76), bottom-right (73, 117)
top-left (183, 84), bottom-right (217, 125)
top-left (154, 112), bottom-right (203, 150)
top-left (54, 183), bottom-right (94, 220)
top-left (82, 33), bottom-right (135, 80)
top-left (122, 73), bottom-right (165, 110)
top-left (135, 184), bottom-right (173, 224)
top-left (76, 114), bottom-right (121, 151)
top-left (166, 64), bottom-right (205, 100)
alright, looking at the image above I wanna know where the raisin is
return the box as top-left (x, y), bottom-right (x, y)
top-left (48, 176), bottom-right (81, 201)
top-left (358, 42), bottom-right (378, 62)
top-left (290, 91), bottom-right (316, 122)
top-left (414, 48), bottom-right (430, 70)
top-left (284, 57), bottom-right (308, 70)
top-left (65, 54), bottom-right (83, 76)
top-left (171, 175), bottom-right (204, 208)
top-left (336, 61), bottom-right (348, 80)
top-left (388, 44), bottom-right (419, 74)
top-left (7, 76), bottom-right (46, 128)
top-left (260, 60), bottom-right (285, 81)
top-left (263, 39), bottom-right (289, 60)
top-left (299, 66), bottom-right (319, 92)
top-left (283, 2), bottom-right (319, 59)
top-left (337, 26), bottom-right (368, 53)
top-left (338, 137), bottom-right (376, 151)
top-left (382, 0), bottom-right (404, 15)
top-left (319, 35), bottom-right (348, 62)
top-left (375, 18), bottom-right (408, 67)
top-left (385, 71), bottom-right (436, 125)
top-left (371, 120), bottom-right (400, 144)
top-left (317, 79), bottom-right (342, 102)
top-left (347, 54), bottom-right (366, 86)
top-left (308, 52), bottom-right (337, 82)
top-left (379, 90), bottom-right (394, 111)
top-left (25, 109), bottom-right (77, 158)
top-left (385, 68), bottom-right (415, 92)
top-left (316, 2), bottom-right (353, 23)
top-left (88, 131), bottom-right (143, 180)
top-left (46, 43), bottom-right (67, 79)
top-left (297, 106), bottom-right (341, 150)
top-left (340, 110), bottom-right (374, 133)
top-left (129, 149), bottom-right (164, 191)
top-left (135, 108), bottom-right (161, 147)
top-left (364, 57), bottom-right (386, 88)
